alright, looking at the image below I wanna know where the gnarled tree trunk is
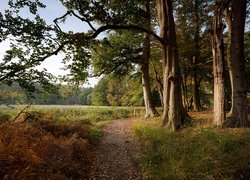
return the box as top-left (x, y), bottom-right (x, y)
top-left (156, 0), bottom-right (186, 130)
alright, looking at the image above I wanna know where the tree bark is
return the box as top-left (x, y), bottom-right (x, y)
top-left (142, 0), bottom-right (159, 118)
top-left (225, 0), bottom-right (248, 126)
top-left (212, 4), bottom-right (226, 126)
top-left (156, 0), bottom-right (186, 130)
top-left (225, 9), bottom-right (233, 112)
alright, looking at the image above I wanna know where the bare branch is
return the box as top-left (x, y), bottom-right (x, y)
top-left (53, 11), bottom-right (71, 31)
top-left (71, 11), bottom-right (97, 31)
top-left (76, 0), bottom-right (97, 31)
top-left (13, 103), bottom-right (32, 122)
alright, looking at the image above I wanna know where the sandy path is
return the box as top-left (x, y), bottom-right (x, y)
top-left (88, 118), bottom-right (142, 180)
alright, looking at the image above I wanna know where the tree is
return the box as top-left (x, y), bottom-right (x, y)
top-left (91, 77), bottom-right (110, 106)
top-left (156, 0), bottom-right (187, 130)
top-left (91, 0), bottom-right (158, 118)
top-left (225, 0), bottom-right (248, 127)
top-left (1, 0), bottom-right (187, 130)
top-left (0, 1), bottom-right (60, 94)
top-left (141, 0), bottom-right (159, 118)
top-left (60, 0), bottom-right (187, 129)
top-left (91, 74), bottom-right (143, 106)
top-left (211, 0), bottom-right (227, 126)
top-left (175, 0), bottom-right (201, 111)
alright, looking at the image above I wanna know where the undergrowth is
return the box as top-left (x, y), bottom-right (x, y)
top-left (134, 121), bottom-right (250, 179)
top-left (0, 105), bottom-right (142, 179)
top-left (0, 120), bottom-right (90, 179)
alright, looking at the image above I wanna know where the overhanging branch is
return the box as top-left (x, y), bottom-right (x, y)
top-left (89, 24), bottom-right (164, 43)
top-left (0, 41), bottom-right (70, 82)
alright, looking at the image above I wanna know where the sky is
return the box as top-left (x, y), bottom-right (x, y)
top-left (0, 0), bottom-right (99, 87)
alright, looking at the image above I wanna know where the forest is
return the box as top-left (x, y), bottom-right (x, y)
top-left (0, 0), bottom-right (249, 179)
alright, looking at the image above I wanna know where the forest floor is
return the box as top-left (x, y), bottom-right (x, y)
top-left (88, 118), bottom-right (142, 180)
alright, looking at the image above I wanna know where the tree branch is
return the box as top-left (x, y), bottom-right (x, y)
top-left (88, 24), bottom-right (164, 43)
top-left (71, 11), bottom-right (96, 31)
top-left (92, 60), bottom-right (129, 77)
top-left (76, 0), bottom-right (97, 31)
top-left (53, 11), bottom-right (71, 31)
top-left (0, 41), bottom-right (70, 82)
top-left (13, 103), bottom-right (32, 122)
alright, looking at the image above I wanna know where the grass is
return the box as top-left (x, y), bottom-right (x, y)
top-left (0, 105), bottom-right (144, 123)
top-left (134, 117), bottom-right (250, 179)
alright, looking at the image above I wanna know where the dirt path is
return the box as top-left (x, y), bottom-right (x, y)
top-left (88, 118), bottom-right (142, 180)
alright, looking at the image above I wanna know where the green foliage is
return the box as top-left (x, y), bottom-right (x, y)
top-left (0, 0), bottom-right (158, 107)
top-left (91, 77), bottom-right (110, 106)
top-left (88, 126), bottom-right (102, 144)
top-left (134, 122), bottom-right (250, 179)
top-left (175, 0), bottom-right (214, 109)
top-left (91, 31), bottom-right (143, 76)
top-left (0, 83), bottom-right (93, 105)
top-left (91, 74), bottom-right (143, 106)
top-left (0, 1), bottom-right (59, 94)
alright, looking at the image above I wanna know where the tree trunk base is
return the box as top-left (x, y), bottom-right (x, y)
top-left (223, 116), bottom-right (250, 128)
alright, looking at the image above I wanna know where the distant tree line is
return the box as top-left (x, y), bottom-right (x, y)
top-left (0, 82), bottom-right (92, 105)
top-left (0, 77), bottom-right (161, 106)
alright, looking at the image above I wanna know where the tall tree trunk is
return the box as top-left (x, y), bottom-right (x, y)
top-left (225, 8), bottom-right (233, 114)
top-left (212, 4), bottom-right (226, 126)
top-left (225, 0), bottom-right (248, 126)
top-left (142, 0), bottom-right (158, 118)
top-left (156, 0), bottom-right (186, 130)
top-left (191, 0), bottom-right (202, 112)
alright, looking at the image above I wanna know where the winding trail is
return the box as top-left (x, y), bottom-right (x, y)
top-left (88, 118), bottom-right (142, 180)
